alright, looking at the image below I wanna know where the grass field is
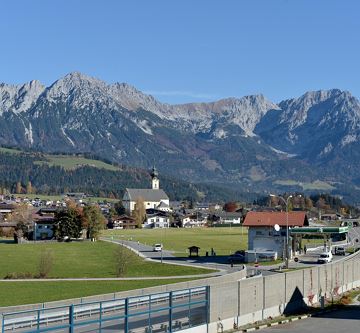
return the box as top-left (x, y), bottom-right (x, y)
top-left (0, 146), bottom-right (120, 171)
top-left (273, 179), bottom-right (335, 191)
top-left (0, 279), bottom-right (195, 307)
top-left (0, 147), bottom-right (22, 154)
top-left (35, 155), bottom-right (120, 171)
top-left (0, 241), bottom-right (212, 278)
top-left (103, 227), bottom-right (248, 256)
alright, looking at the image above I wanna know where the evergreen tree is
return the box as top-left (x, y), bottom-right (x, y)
top-left (114, 201), bottom-right (126, 215)
top-left (55, 206), bottom-right (84, 240)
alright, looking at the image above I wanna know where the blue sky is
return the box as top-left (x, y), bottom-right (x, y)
top-left (0, 0), bottom-right (359, 104)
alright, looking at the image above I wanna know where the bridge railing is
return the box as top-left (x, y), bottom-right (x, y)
top-left (1, 286), bottom-right (209, 333)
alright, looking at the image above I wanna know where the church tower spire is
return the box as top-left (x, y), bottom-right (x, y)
top-left (150, 166), bottom-right (159, 190)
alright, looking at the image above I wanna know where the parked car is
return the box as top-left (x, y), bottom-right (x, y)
top-left (228, 251), bottom-right (245, 263)
top-left (333, 246), bottom-right (346, 256)
top-left (318, 252), bottom-right (333, 264)
top-left (153, 243), bottom-right (163, 252)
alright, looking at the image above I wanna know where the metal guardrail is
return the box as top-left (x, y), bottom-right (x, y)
top-left (1, 286), bottom-right (209, 333)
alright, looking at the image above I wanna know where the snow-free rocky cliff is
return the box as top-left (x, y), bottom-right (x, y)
top-left (1, 72), bottom-right (360, 197)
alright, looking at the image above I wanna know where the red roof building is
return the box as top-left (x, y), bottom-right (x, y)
top-left (243, 211), bottom-right (308, 259)
top-left (243, 211), bottom-right (308, 228)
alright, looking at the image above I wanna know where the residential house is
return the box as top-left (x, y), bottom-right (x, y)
top-left (156, 201), bottom-right (172, 212)
top-left (320, 213), bottom-right (339, 221)
top-left (215, 212), bottom-right (243, 224)
top-left (109, 215), bottom-right (137, 229)
top-left (144, 212), bottom-right (170, 229)
top-left (181, 214), bottom-right (207, 228)
top-left (32, 208), bottom-right (59, 240)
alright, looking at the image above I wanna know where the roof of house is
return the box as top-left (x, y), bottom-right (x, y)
top-left (243, 211), bottom-right (308, 227)
top-left (215, 212), bottom-right (243, 218)
top-left (157, 201), bottom-right (170, 208)
top-left (113, 214), bottom-right (135, 222)
top-left (124, 188), bottom-right (169, 201)
top-left (0, 203), bottom-right (16, 210)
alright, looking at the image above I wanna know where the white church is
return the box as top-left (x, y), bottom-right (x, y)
top-left (122, 167), bottom-right (170, 213)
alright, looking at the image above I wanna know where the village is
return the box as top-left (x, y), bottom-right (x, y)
top-left (1, 167), bottom-right (359, 266)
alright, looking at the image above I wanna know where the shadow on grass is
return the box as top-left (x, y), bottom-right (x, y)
top-left (0, 239), bottom-right (15, 244)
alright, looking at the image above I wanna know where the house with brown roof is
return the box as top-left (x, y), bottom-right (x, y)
top-left (243, 211), bottom-right (308, 258)
top-left (109, 215), bottom-right (137, 229)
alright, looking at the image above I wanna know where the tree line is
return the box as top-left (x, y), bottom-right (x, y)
top-left (9, 202), bottom-right (106, 243)
top-left (0, 151), bottom-right (248, 202)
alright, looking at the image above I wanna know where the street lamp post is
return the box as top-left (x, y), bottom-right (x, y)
top-left (270, 194), bottom-right (293, 268)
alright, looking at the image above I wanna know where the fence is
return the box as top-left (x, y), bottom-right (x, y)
top-left (1, 287), bottom-right (209, 333)
top-left (2, 252), bottom-right (360, 333)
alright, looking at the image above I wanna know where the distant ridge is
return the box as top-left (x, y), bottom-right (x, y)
top-left (1, 72), bottom-right (360, 202)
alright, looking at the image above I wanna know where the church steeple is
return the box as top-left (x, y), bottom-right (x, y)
top-left (150, 166), bottom-right (159, 189)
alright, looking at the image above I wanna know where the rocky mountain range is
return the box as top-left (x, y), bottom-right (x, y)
top-left (1, 72), bottom-right (360, 202)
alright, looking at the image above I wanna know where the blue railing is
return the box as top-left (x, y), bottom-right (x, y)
top-left (1, 286), bottom-right (209, 333)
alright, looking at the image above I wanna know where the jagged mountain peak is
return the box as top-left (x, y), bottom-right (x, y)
top-left (0, 79), bottom-right (45, 115)
top-left (167, 93), bottom-right (279, 136)
top-left (279, 88), bottom-right (352, 110)
top-left (44, 72), bottom-right (111, 106)
top-left (48, 72), bottom-right (107, 92)
top-left (276, 89), bottom-right (357, 129)
top-left (109, 81), bottom-right (168, 115)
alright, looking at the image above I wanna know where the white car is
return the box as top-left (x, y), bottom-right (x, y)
top-left (318, 252), bottom-right (333, 264)
top-left (333, 246), bottom-right (346, 256)
top-left (153, 243), bottom-right (163, 252)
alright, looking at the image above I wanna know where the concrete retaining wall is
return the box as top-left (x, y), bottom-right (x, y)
top-left (1, 252), bottom-right (360, 333)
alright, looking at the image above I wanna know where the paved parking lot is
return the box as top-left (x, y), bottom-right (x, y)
top-left (263, 306), bottom-right (360, 333)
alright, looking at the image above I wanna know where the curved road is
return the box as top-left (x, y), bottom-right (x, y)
top-left (102, 238), bottom-right (243, 275)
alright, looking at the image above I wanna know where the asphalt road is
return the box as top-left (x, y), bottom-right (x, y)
top-left (107, 238), bottom-right (243, 274)
top-left (262, 306), bottom-right (360, 333)
top-left (348, 226), bottom-right (360, 246)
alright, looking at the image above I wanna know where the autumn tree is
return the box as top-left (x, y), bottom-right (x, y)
top-left (83, 205), bottom-right (106, 240)
top-left (10, 203), bottom-right (33, 243)
top-left (26, 181), bottom-right (33, 194)
top-left (305, 197), bottom-right (313, 210)
top-left (132, 197), bottom-right (146, 228)
top-left (224, 202), bottom-right (239, 212)
top-left (15, 182), bottom-right (22, 194)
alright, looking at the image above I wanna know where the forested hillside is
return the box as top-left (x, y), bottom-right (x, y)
top-left (0, 148), bottom-right (252, 202)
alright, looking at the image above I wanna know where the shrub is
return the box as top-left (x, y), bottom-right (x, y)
top-left (37, 248), bottom-right (54, 278)
top-left (4, 272), bottom-right (34, 279)
top-left (114, 245), bottom-right (130, 277)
